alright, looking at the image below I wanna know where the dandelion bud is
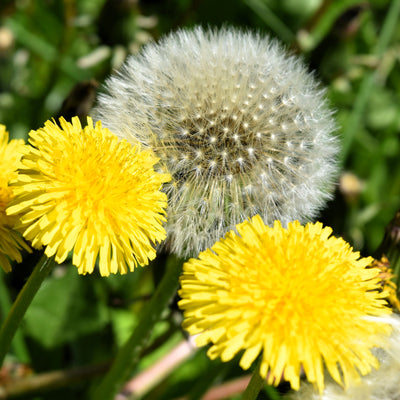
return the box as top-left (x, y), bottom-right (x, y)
top-left (93, 26), bottom-right (339, 257)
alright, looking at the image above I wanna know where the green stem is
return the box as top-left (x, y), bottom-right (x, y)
top-left (89, 256), bottom-right (183, 400)
top-left (0, 269), bottom-right (30, 364)
top-left (1, 360), bottom-right (110, 398)
top-left (241, 358), bottom-right (265, 400)
top-left (0, 254), bottom-right (54, 367)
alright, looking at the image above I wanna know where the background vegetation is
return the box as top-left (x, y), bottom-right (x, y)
top-left (0, 0), bottom-right (399, 399)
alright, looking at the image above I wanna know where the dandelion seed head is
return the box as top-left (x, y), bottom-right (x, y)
top-left (93, 26), bottom-right (339, 257)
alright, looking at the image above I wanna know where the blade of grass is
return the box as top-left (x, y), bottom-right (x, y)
top-left (298, 0), bottom-right (365, 52)
top-left (244, 0), bottom-right (294, 44)
top-left (341, 0), bottom-right (400, 163)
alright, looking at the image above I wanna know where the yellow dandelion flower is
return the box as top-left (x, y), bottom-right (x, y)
top-left (178, 215), bottom-right (392, 393)
top-left (7, 117), bottom-right (171, 276)
top-left (0, 124), bottom-right (31, 272)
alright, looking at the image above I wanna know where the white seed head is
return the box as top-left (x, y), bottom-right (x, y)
top-left (93, 26), bottom-right (339, 258)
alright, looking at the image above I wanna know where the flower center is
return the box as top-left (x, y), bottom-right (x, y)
top-left (155, 112), bottom-right (280, 179)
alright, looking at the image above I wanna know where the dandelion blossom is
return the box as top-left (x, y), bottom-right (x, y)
top-left (178, 215), bottom-right (392, 392)
top-left (93, 26), bottom-right (339, 258)
top-left (7, 117), bottom-right (171, 276)
top-left (288, 314), bottom-right (400, 400)
top-left (0, 125), bottom-right (31, 272)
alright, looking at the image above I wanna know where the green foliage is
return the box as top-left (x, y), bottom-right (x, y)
top-left (23, 266), bottom-right (109, 348)
top-left (1, 0), bottom-right (400, 398)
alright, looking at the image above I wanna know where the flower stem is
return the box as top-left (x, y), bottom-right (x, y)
top-left (89, 256), bottom-right (183, 400)
top-left (241, 358), bottom-right (265, 400)
top-left (0, 253), bottom-right (54, 366)
top-left (1, 360), bottom-right (110, 397)
top-left (0, 269), bottom-right (30, 364)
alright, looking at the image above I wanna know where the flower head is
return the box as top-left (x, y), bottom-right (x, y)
top-left (288, 314), bottom-right (400, 400)
top-left (0, 124), bottom-right (31, 272)
top-left (93, 26), bottom-right (339, 258)
top-left (178, 215), bottom-right (392, 392)
top-left (7, 117), bottom-right (171, 276)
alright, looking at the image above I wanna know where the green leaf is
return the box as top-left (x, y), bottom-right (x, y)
top-left (23, 266), bottom-right (109, 348)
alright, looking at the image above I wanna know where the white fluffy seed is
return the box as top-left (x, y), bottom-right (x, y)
top-left (93, 26), bottom-right (339, 258)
